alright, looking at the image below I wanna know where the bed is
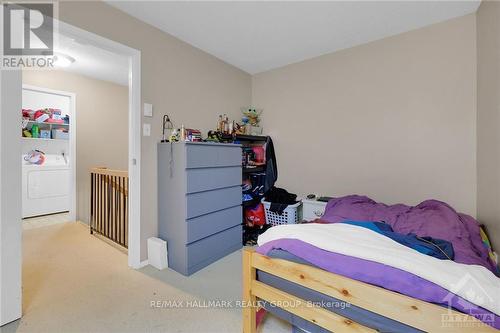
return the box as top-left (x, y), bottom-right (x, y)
top-left (242, 195), bottom-right (500, 333)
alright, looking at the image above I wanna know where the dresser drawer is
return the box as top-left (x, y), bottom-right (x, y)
top-left (187, 225), bottom-right (242, 273)
top-left (186, 206), bottom-right (241, 244)
top-left (186, 166), bottom-right (241, 194)
top-left (186, 144), bottom-right (241, 168)
top-left (302, 200), bottom-right (327, 221)
top-left (186, 186), bottom-right (242, 219)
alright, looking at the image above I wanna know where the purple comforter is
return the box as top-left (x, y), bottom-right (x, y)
top-left (321, 195), bottom-right (496, 273)
top-left (257, 239), bottom-right (500, 329)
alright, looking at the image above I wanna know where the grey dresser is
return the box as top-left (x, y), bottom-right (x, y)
top-left (158, 141), bottom-right (242, 276)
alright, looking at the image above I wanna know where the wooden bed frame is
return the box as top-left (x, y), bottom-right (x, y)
top-left (242, 248), bottom-right (497, 333)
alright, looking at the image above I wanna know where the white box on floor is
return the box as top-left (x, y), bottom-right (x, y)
top-left (147, 237), bottom-right (168, 270)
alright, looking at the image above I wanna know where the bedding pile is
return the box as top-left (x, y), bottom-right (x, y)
top-left (321, 195), bottom-right (497, 273)
top-left (339, 220), bottom-right (455, 260)
top-left (256, 195), bottom-right (500, 329)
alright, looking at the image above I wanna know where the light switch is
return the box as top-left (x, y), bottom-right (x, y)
top-left (144, 103), bottom-right (153, 117)
top-left (143, 123), bottom-right (151, 137)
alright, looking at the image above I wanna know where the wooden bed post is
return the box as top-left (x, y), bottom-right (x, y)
top-left (243, 248), bottom-right (257, 333)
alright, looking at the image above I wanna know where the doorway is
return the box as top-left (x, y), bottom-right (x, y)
top-left (0, 20), bottom-right (142, 326)
top-left (21, 85), bottom-right (76, 227)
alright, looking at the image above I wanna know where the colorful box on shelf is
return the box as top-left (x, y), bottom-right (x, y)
top-left (39, 130), bottom-right (51, 139)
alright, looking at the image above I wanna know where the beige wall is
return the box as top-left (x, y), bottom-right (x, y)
top-left (59, 1), bottom-right (252, 260)
top-left (22, 70), bottom-right (129, 225)
top-left (477, 1), bottom-right (500, 249)
top-left (54, 2), bottom-right (486, 257)
top-left (252, 14), bottom-right (477, 216)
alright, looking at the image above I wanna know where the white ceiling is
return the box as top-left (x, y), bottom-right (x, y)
top-left (106, 1), bottom-right (480, 74)
top-left (55, 33), bottom-right (129, 86)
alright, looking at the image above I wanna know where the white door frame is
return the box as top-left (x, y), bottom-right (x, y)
top-left (22, 84), bottom-right (77, 222)
top-left (56, 20), bottom-right (142, 269)
top-left (0, 70), bottom-right (23, 327)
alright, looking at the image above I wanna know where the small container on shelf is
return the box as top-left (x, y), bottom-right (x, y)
top-left (51, 129), bottom-right (69, 140)
top-left (39, 130), bottom-right (51, 139)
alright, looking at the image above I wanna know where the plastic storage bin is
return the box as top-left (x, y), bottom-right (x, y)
top-left (52, 129), bottom-right (69, 140)
top-left (262, 199), bottom-right (301, 226)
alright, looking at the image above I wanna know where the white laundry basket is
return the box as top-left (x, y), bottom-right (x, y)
top-left (262, 199), bottom-right (301, 226)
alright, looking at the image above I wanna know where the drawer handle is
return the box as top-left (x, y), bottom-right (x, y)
top-left (313, 210), bottom-right (323, 217)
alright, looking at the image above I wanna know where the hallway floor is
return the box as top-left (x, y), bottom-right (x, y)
top-left (1, 222), bottom-right (289, 333)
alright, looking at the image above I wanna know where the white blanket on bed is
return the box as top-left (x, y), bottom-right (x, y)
top-left (257, 223), bottom-right (500, 315)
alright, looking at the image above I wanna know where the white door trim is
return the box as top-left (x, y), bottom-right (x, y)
top-left (0, 70), bottom-right (23, 327)
top-left (128, 50), bottom-right (142, 269)
top-left (56, 20), bottom-right (142, 269)
top-left (21, 84), bottom-right (77, 222)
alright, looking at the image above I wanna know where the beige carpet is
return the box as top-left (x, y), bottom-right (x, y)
top-left (0, 222), bottom-right (290, 333)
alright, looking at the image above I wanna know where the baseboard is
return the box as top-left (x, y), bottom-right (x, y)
top-left (133, 260), bottom-right (149, 269)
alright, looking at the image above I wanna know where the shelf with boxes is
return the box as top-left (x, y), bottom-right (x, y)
top-left (22, 121), bottom-right (70, 140)
top-left (22, 107), bottom-right (70, 141)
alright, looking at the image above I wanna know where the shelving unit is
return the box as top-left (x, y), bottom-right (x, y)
top-left (239, 134), bottom-right (268, 246)
top-left (24, 120), bottom-right (69, 128)
top-left (22, 120), bottom-right (70, 140)
top-left (22, 137), bottom-right (68, 142)
top-left (243, 165), bottom-right (266, 174)
top-left (234, 134), bottom-right (267, 142)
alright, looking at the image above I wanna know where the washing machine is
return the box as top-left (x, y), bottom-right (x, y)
top-left (22, 154), bottom-right (70, 218)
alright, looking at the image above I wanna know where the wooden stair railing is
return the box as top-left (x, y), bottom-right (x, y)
top-left (90, 167), bottom-right (129, 248)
